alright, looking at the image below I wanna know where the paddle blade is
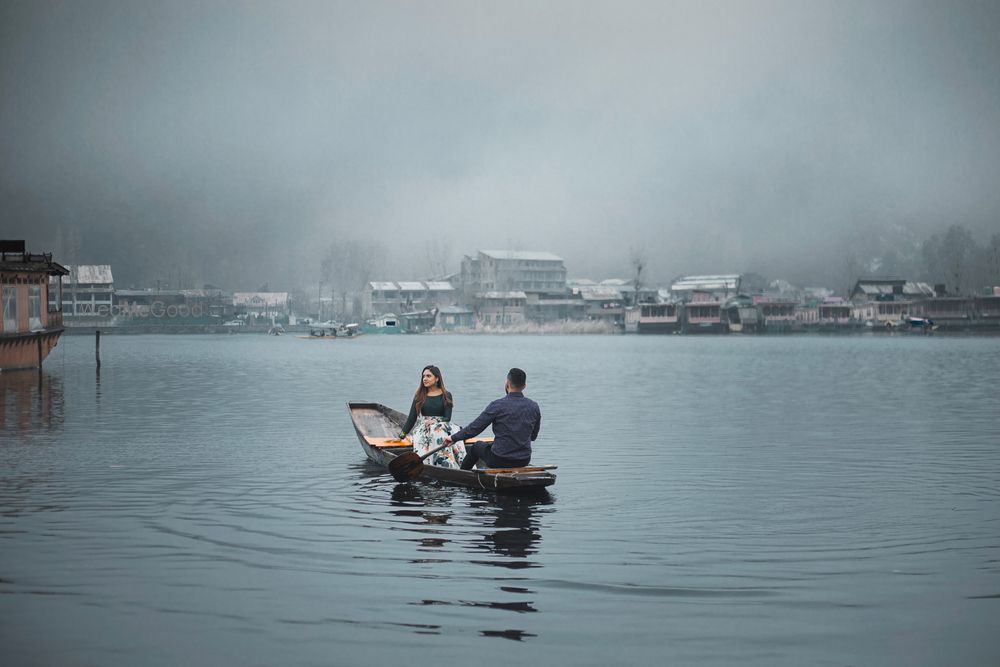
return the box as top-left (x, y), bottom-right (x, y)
top-left (388, 452), bottom-right (425, 482)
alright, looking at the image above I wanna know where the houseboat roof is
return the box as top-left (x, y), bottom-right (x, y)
top-left (0, 252), bottom-right (69, 276)
top-left (438, 305), bottom-right (474, 314)
top-left (480, 250), bottom-right (563, 262)
top-left (368, 281), bottom-right (398, 291)
top-left (752, 294), bottom-right (799, 305)
top-left (395, 281), bottom-right (426, 291)
top-left (423, 281), bottom-right (455, 292)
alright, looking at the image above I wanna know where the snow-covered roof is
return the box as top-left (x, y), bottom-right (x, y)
top-left (424, 281), bottom-right (455, 291)
top-left (368, 281), bottom-right (398, 291)
top-left (477, 291), bottom-right (528, 299)
top-left (577, 286), bottom-right (623, 301)
top-left (233, 292), bottom-right (288, 306)
top-left (64, 265), bottom-right (114, 284)
top-left (480, 250), bottom-right (563, 262)
top-left (670, 275), bottom-right (740, 292)
top-left (855, 281), bottom-right (934, 297)
top-left (396, 281), bottom-right (426, 291)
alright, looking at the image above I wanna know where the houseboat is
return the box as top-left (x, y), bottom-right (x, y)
top-left (815, 298), bottom-right (856, 332)
top-left (723, 295), bottom-right (760, 333)
top-left (755, 295), bottom-right (799, 333)
top-left (1, 241), bottom-right (69, 371)
top-left (362, 313), bottom-right (404, 334)
top-left (912, 296), bottom-right (972, 332)
top-left (973, 295), bottom-right (1000, 330)
top-left (636, 302), bottom-right (680, 334)
top-left (680, 292), bottom-right (725, 334)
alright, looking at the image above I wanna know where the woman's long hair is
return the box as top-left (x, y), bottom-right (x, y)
top-left (414, 365), bottom-right (452, 415)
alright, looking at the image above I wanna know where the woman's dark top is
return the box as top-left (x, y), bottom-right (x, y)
top-left (400, 392), bottom-right (453, 435)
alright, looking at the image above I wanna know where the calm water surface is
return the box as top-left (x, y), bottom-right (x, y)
top-left (2, 333), bottom-right (999, 666)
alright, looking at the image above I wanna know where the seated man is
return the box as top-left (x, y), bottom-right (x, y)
top-left (443, 367), bottom-right (541, 470)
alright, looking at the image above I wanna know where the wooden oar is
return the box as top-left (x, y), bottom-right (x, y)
top-left (388, 441), bottom-right (455, 482)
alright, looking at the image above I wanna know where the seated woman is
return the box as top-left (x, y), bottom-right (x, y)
top-left (398, 365), bottom-right (466, 469)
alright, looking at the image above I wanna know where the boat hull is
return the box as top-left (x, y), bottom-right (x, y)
top-left (348, 402), bottom-right (556, 492)
top-left (0, 328), bottom-right (63, 371)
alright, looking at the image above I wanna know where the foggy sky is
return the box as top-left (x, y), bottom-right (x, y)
top-left (3, 0), bottom-right (1000, 290)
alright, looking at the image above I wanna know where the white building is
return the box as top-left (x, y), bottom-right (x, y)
top-left (58, 265), bottom-right (114, 318)
top-left (362, 281), bottom-right (457, 317)
top-left (460, 250), bottom-right (567, 301)
top-left (233, 292), bottom-right (290, 318)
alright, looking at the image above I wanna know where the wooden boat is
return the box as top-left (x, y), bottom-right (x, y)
top-left (348, 402), bottom-right (556, 492)
top-left (297, 324), bottom-right (361, 339)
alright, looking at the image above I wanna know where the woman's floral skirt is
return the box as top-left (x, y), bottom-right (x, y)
top-left (411, 417), bottom-right (466, 469)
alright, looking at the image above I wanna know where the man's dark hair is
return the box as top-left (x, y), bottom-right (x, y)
top-left (507, 367), bottom-right (527, 389)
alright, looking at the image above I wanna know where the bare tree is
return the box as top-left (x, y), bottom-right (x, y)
top-left (322, 238), bottom-right (387, 319)
top-left (423, 240), bottom-right (452, 280)
top-left (990, 234), bottom-right (1000, 288)
top-left (629, 246), bottom-right (646, 306)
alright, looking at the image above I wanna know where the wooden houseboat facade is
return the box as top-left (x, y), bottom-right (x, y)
top-left (681, 292), bottom-right (725, 334)
top-left (755, 296), bottom-right (799, 333)
top-left (1, 241), bottom-right (69, 371)
top-left (636, 303), bottom-right (680, 333)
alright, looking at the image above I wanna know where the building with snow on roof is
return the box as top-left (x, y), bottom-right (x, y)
top-left (59, 265), bottom-right (114, 324)
top-left (362, 281), bottom-right (456, 318)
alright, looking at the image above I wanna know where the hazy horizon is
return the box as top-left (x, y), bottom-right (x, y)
top-left (3, 1), bottom-right (999, 292)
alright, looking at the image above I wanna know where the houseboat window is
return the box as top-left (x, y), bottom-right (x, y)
top-left (49, 276), bottom-right (63, 312)
top-left (28, 285), bottom-right (42, 330)
top-left (2, 285), bottom-right (16, 333)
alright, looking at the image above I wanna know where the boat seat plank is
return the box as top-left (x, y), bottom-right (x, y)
top-left (367, 437), bottom-right (411, 448)
top-left (479, 465), bottom-right (557, 474)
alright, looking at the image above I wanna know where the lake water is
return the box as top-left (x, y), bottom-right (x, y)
top-left (2, 333), bottom-right (999, 666)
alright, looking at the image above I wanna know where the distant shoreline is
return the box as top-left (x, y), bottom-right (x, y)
top-left (59, 325), bottom-right (1000, 336)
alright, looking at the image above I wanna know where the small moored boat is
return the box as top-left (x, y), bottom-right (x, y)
top-left (348, 402), bottom-right (556, 492)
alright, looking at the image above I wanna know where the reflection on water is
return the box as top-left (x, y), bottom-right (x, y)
top-left (3, 334), bottom-right (1000, 666)
top-left (0, 371), bottom-right (63, 436)
top-left (387, 480), bottom-right (553, 640)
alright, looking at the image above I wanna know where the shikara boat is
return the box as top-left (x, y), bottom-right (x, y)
top-left (297, 324), bottom-right (362, 339)
top-left (348, 402), bottom-right (556, 492)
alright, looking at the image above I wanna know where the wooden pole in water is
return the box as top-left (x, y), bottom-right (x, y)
top-left (95, 330), bottom-right (101, 368)
top-left (36, 332), bottom-right (43, 372)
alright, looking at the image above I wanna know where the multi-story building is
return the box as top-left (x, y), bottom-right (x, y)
top-left (114, 288), bottom-right (233, 325)
top-left (362, 281), bottom-right (457, 318)
top-left (59, 265), bottom-right (114, 320)
top-left (233, 292), bottom-right (290, 321)
top-left (459, 250), bottom-right (567, 301)
top-left (475, 291), bottom-right (527, 327)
